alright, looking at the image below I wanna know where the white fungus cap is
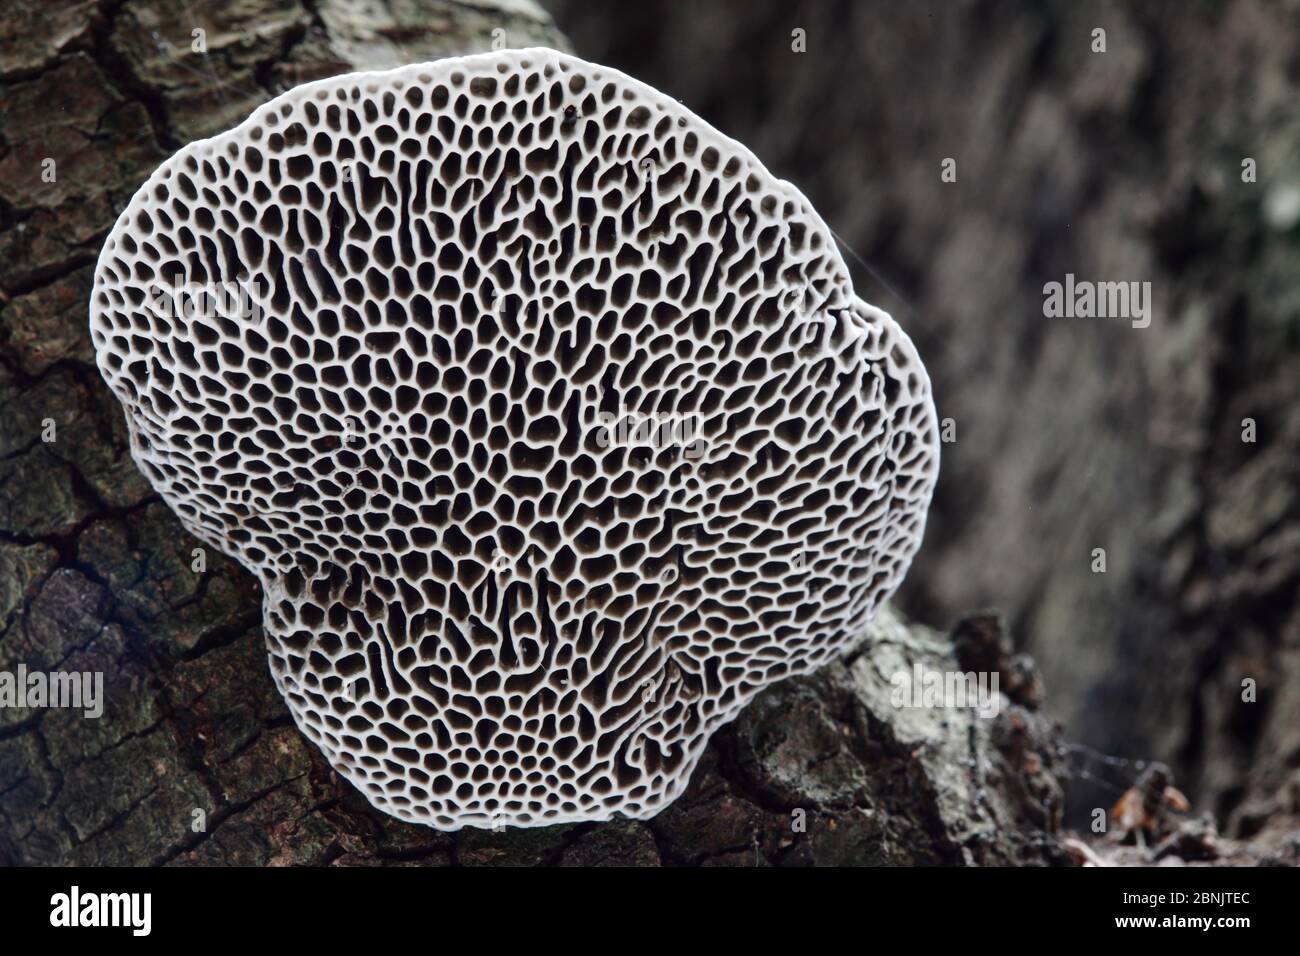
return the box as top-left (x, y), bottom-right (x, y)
top-left (90, 49), bottom-right (940, 829)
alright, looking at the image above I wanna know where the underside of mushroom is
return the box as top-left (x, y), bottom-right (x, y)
top-left (89, 48), bottom-right (939, 829)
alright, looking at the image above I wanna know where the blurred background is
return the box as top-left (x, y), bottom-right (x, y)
top-left (545, 0), bottom-right (1300, 828)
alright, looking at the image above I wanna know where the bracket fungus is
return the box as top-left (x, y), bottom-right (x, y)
top-left (89, 49), bottom-right (940, 829)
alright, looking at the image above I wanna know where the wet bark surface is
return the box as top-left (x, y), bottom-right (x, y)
top-left (0, 0), bottom-right (1067, 865)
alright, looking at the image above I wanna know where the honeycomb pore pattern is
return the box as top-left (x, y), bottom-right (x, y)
top-left (90, 49), bottom-right (940, 829)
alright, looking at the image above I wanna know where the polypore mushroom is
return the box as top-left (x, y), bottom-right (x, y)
top-left (89, 49), bottom-right (939, 829)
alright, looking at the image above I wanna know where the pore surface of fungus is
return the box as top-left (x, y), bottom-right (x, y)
top-left (90, 49), bottom-right (939, 829)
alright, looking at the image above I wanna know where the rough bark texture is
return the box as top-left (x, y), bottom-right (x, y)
top-left (548, 0), bottom-right (1300, 829)
top-left (0, 0), bottom-right (1066, 865)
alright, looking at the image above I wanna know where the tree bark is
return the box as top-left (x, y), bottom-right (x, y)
top-left (0, 0), bottom-right (1066, 865)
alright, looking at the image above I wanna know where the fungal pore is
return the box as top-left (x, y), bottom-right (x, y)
top-left (90, 49), bottom-right (940, 829)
